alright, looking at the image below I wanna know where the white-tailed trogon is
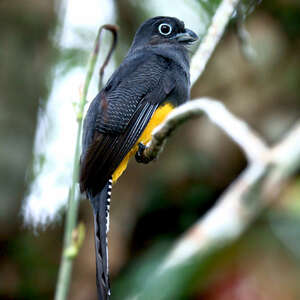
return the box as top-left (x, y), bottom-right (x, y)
top-left (79, 16), bottom-right (198, 300)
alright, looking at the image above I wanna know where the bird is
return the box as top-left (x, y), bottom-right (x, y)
top-left (79, 16), bottom-right (198, 300)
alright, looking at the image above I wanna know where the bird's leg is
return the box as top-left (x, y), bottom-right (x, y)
top-left (135, 142), bottom-right (151, 164)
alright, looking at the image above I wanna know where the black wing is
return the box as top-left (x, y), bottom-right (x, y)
top-left (80, 53), bottom-right (176, 196)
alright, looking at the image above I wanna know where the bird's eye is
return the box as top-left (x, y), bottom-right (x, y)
top-left (158, 23), bottom-right (172, 36)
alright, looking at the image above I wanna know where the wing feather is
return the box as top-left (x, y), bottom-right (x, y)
top-left (80, 101), bottom-right (158, 195)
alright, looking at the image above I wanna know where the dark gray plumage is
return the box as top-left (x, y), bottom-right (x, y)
top-left (79, 16), bottom-right (198, 300)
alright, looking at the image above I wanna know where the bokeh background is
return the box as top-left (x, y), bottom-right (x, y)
top-left (1, 0), bottom-right (300, 299)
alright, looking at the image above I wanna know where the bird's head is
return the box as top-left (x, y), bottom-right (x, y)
top-left (129, 16), bottom-right (198, 51)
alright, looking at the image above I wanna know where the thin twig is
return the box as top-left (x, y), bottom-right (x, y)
top-left (235, 3), bottom-right (257, 62)
top-left (54, 25), bottom-right (118, 300)
top-left (98, 25), bottom-right (119, 90)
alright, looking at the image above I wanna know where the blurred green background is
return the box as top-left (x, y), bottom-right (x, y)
top-left (0, 0), bottom-right (300, 299)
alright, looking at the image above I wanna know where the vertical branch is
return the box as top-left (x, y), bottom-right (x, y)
top-left (54, 25), bottom-right (118, 300)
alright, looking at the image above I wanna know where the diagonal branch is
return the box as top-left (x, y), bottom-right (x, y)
top-left (161, 121), bottom-right (300, 271)
top-left (136, 114), bottom-right (300, 299)
top-left (190, 0), bottom-right (241, 86)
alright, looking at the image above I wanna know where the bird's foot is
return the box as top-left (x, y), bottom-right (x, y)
top-left (135, 143), bottom-right (151, 164)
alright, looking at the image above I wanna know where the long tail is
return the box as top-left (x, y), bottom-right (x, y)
top-left (89, 179), bottom-right (112, 300)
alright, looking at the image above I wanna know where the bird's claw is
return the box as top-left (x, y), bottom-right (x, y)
top-left (135, 143), bottom-right (151, 164)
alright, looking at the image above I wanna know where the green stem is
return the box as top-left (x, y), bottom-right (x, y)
top-left (54, 126), bottom-right (82, 300)
top-left (54, 24), bottom-right (117, 300)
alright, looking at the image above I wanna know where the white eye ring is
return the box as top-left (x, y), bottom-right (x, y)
top-left (158, 23), bottom-right (172, 36)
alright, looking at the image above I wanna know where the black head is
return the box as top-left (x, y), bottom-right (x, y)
top-left (130, 16), bottom-right (198, 50)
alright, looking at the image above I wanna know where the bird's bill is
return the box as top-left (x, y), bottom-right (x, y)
top-left (174, 28), bottom-right (198, 43)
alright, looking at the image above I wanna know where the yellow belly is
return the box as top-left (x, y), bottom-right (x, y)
top-left (112, 103), bottom-right (174, 183)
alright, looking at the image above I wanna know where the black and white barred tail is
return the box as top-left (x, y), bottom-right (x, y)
top-left (89, 178), bottom-right (112, 300)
